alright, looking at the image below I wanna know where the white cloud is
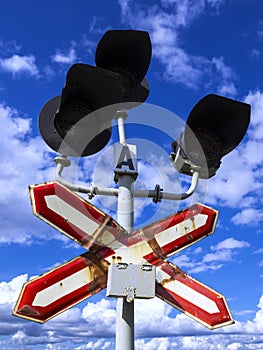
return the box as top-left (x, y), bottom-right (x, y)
top-left (11, 329), bottom-right (27, 344)
top-left (75, 339), bottom-right (112, 350)
top-left (202, 249), bottom-right (233, 263)
top-left (210, 238), bottom-right (250, 251)
top-left (234, 309), bottom-right (255, 316)
top-left (118, 0), bottom-right (237, 94)
top-left (245, 90), bottom-right (263, 140)
top-left (81, 299), bottom-right (116, 337)
top-left (0, 103), bottom-right (57, 244)
top-left (202, 237), bottom-right (250, 265)
top-left (0, 54), bottom-right (39, 77)
top-left (211, 56), bottom-right (237, 96)
top-left (1, 270), bottom-right (263, 349)
top-left (0, 274), bottom-right (28, 304)
top-left (172, 237), bottom-right (250, 274)
top-left (136, 337), bottom-right (173, 350)
top-left (172, 252), bottom-right (224, 273)
top-left (205, 148), bottom-right (260, 208)
top-left (81, 35), bottom-right (96, 55)
top-left (203, 89), bottom-right (263, 213)
top-left (51, 48), bottom-right (77, 64)
top-left (231, 208), bottom-right (263, 226)
top-left (254, 248), bottom-right (263, 254)
top-left (0, 39), bottom-right (21, 55)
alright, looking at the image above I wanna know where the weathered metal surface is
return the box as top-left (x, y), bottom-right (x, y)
top-left (111, 203), bottom-right (218, 265)
top-left (155, 261), bottom-right (234, 329)
top-left (13, 251), bottom-right (110, 323)
top-left (15, 180), bottom-right (232, 328)
top-left (29, 181), bottom-right (130, 251)
top-left (29, 182), bottom-right (218, 265)
top-left (107, 263), bottom-right (155, 299)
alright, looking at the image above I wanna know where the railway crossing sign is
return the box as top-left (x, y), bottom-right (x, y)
top-left (13, 181), bottom-right (234, 328)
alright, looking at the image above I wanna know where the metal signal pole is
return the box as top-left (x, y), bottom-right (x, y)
top-left (115, 112), bottom-right (135, 350)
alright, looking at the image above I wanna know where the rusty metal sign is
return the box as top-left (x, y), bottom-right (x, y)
top-left (13, 251), bottom-right (110, 323)
top-left (13, 181), bottom-right (233, 328)
top-left (155, 261), bottom-right (233, 329)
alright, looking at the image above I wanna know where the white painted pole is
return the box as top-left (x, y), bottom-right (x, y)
top-left (115, 114), bottom-right (135, 350)
top-left (117, 174), bottom-right (134, 233)
top-left (116, 297), bottom-right (134, 350)
top-left (115, 111), bottom-right (128, 146)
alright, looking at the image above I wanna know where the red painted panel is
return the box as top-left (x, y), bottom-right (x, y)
top-left (30, 181), bottom-right (129, 250)
top-left (13, 250), bottom-right (112, 323)
top-left (155, 261), bottom-right (234, 329)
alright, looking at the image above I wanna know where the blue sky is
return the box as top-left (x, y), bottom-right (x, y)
top-left (0, 0), bottom-right (263, 349)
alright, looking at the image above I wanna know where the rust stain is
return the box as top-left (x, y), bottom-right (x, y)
top-left (171, 264), bottom-right (188, 279)
top-left (147, 237), bottom-right (167, 261)
top-left (81, 215), bottom-right (112, 250)
top-left (140, 226), bottom-right (161, 241)
top-left (82, 251), bottom-right (110, 294)
top-left (18, 305), bottom-right (39, 317)
top-left (87, 274), bottom-right (107, 294)
top-left (160, 263), bottom-right (187, 286)
top-left (190, 216), bottom-right (196, 230)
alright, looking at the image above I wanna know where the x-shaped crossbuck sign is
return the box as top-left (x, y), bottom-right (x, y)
top-left (13, 181), bottom-right (234, 329)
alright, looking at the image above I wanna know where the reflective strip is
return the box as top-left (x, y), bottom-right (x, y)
top-left (155, 214), bottom-right (208, 246)
top-left (165, 280), bottom-right (220, 314)
top-left (45, 195), bottom-right (99, 234)
top-left (32, 267), bottom-right (92, 307)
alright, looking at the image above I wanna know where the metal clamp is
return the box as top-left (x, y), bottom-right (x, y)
top-left (87, 183), bottom-right (96, 200)
top-left (153, 184), bottom-right (163, 203)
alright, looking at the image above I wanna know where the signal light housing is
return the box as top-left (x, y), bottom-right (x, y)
top-left (171, 94), bottom-right (251, 178)
top-left (39, 30), bottom-right (152, 157)
top-left (95, 30), bottom-right (152, 105)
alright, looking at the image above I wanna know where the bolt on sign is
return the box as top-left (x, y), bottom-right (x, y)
top-left (13, 181), bottom-right (234, 329)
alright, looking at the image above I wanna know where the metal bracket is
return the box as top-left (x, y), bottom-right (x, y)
top-left (153, 184), bottom-right (163, 203)
top-left (54, 155), bottom-right (71, 168)
top-left (125, 287), bottom-right (136, 303)
top-left (87, 183), bottom-right (96, 200)
top-left (54, 155), bottom-right (199, 202)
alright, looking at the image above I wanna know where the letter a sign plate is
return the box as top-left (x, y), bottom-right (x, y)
top-left (114, 143), bottom-right (138, 181)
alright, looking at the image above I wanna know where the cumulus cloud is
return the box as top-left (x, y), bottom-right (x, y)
top-left (1, 272), bottom-right (263, 350)
top-left (0, 54), bottom-right (39, 77)
top-left (75, 339), bottom-right (112, 350)
top-left (51, 48), bottom-right (77, 64)
top-left (231, 208), bottom-right (263, 226)
top-left (0, 269), bottom-right (262, 349)
top-left (0, 103), bottom-right (57, 244)
top-left (172, 237), bottom-right (250, 274)
top-left (245, 90), bottom-right (263, 140)
top-left (202, 89), bottom-right (263, 219)
top-left (81, 299), bottom-right (116, 337)
top-left (118, 0), bottom-right (237, 94)
top-left (0, 274), bottom-right (28, 304)
top-left (210, 238), bottom-right (250, 251)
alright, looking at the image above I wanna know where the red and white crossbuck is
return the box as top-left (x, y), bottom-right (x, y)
top-left (13, 181), bottom-right (234, 329)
